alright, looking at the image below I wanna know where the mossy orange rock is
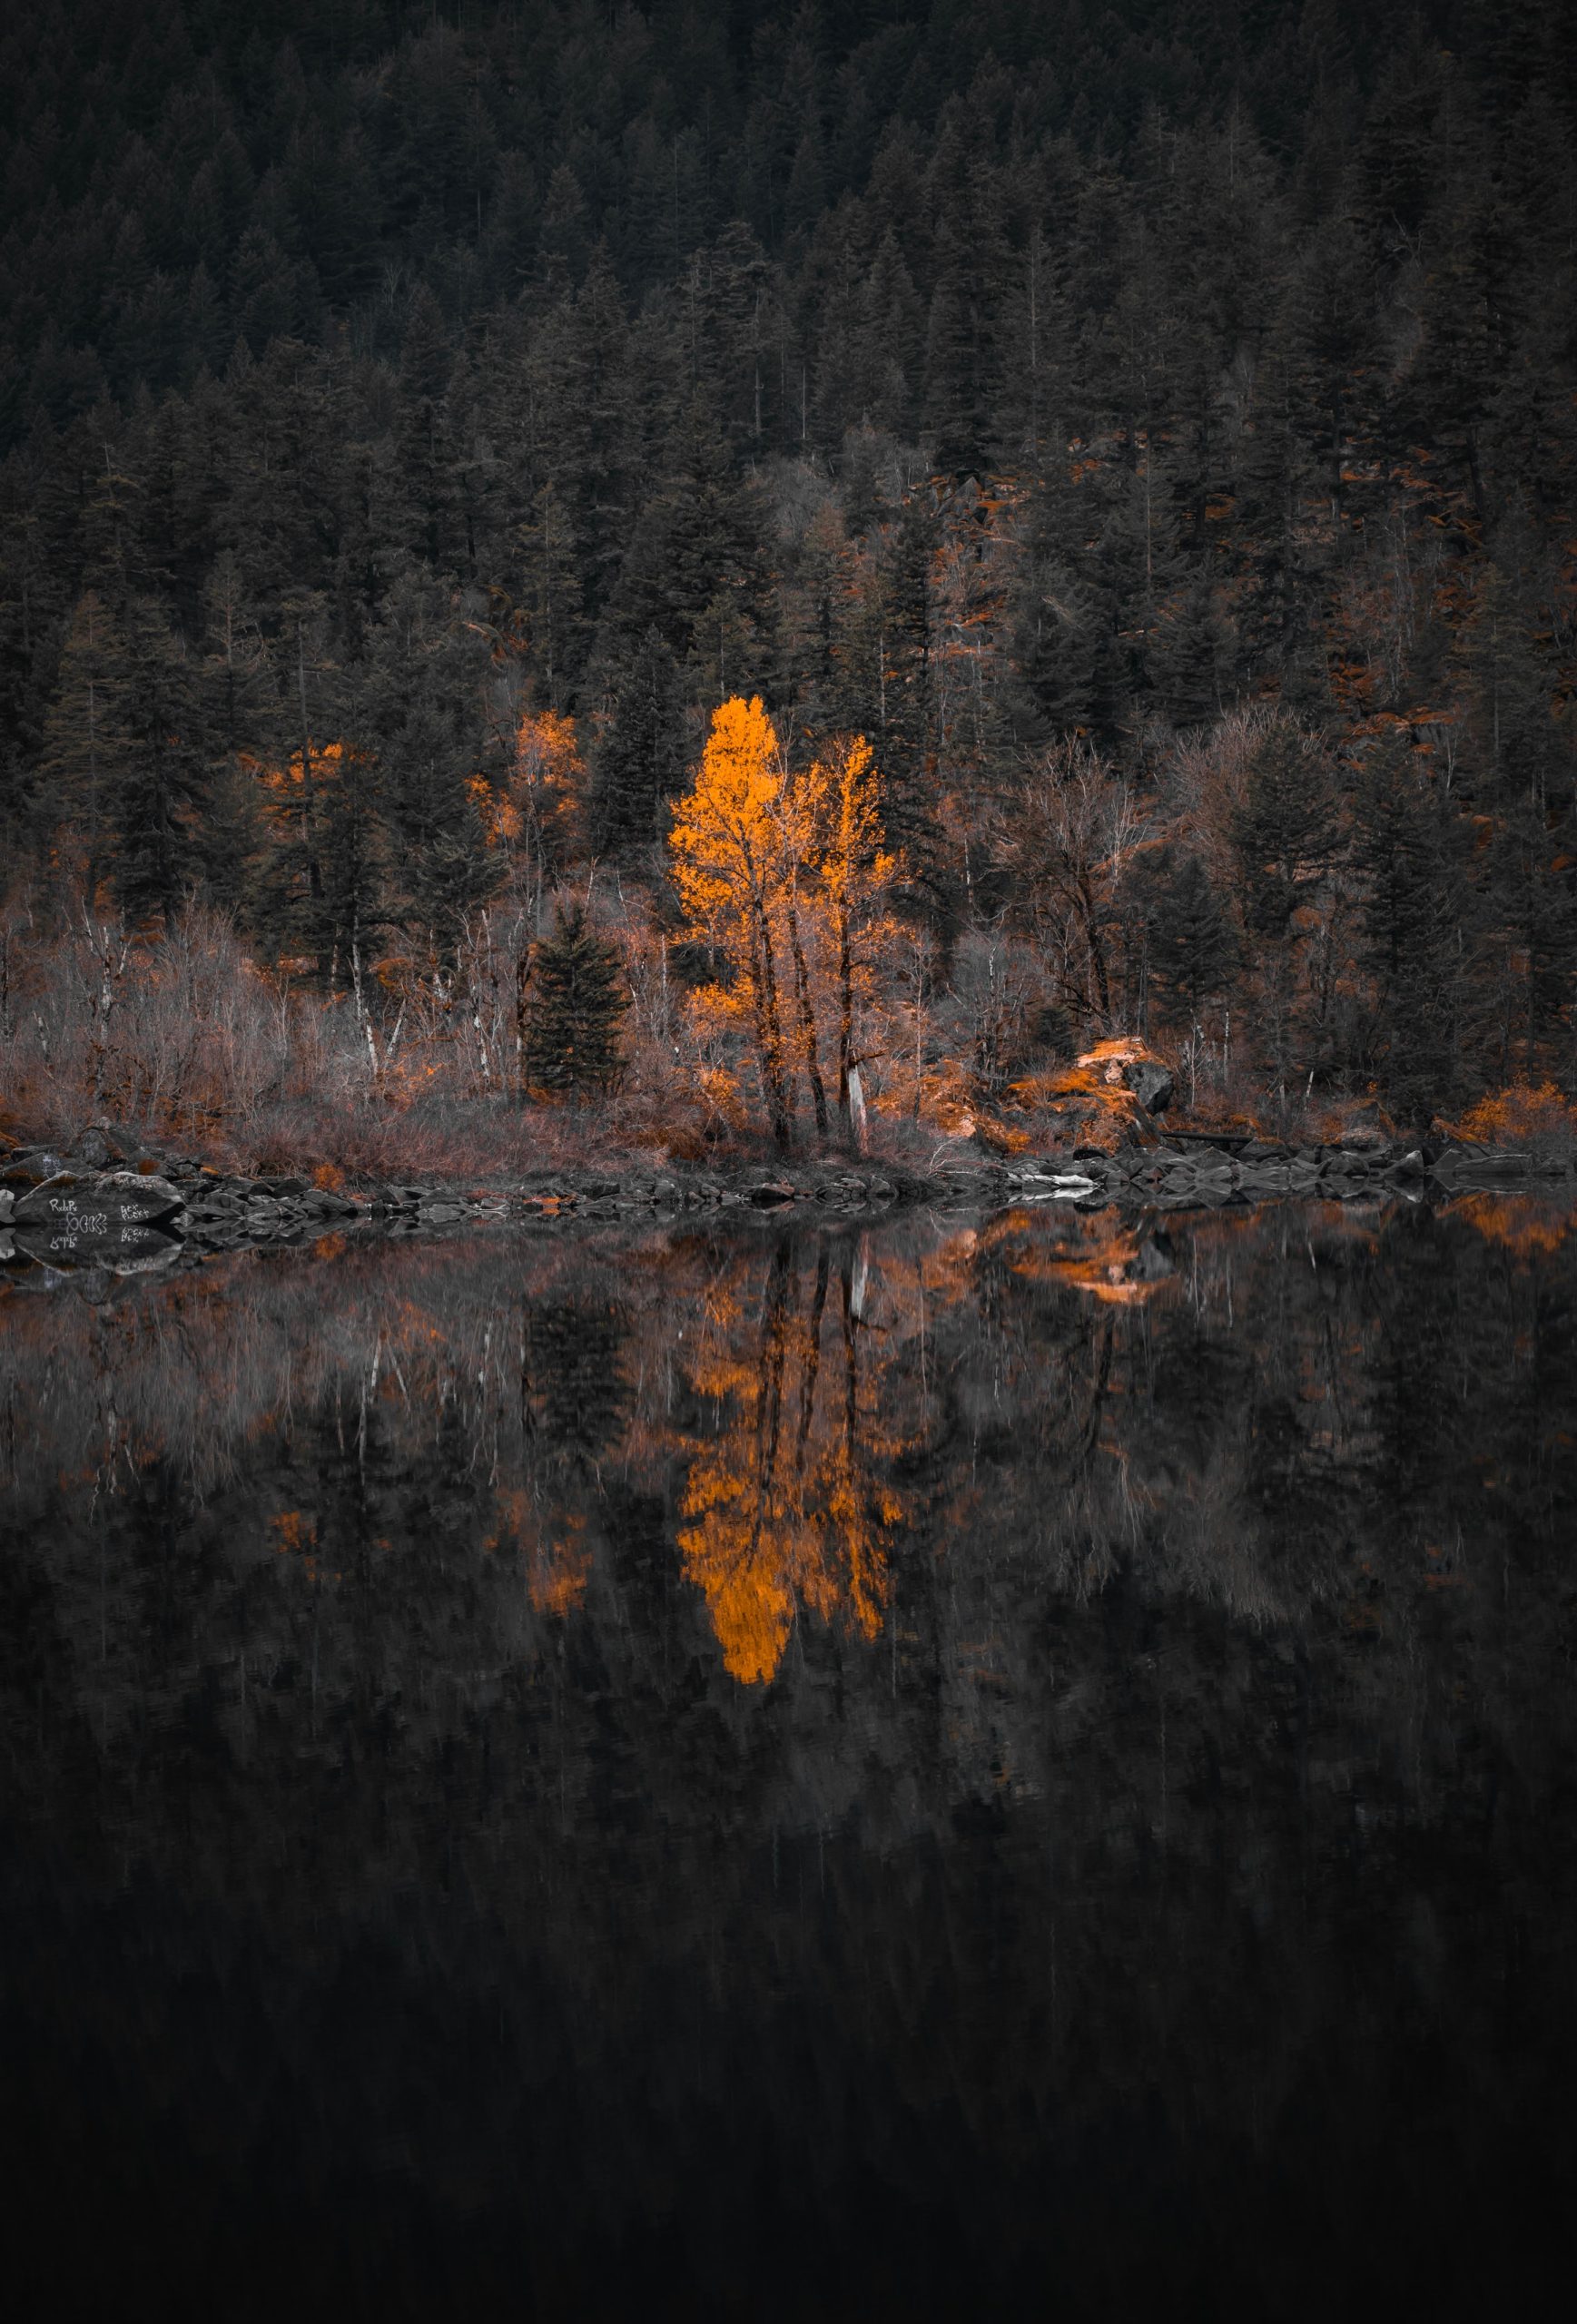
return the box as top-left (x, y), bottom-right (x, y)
top-left (1031, 1039), bottom-right (1173, 1154)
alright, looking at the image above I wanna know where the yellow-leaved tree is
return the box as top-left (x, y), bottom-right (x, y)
top-left (669, 695), bottom-right (793, 1147)
top-left (670, 698), bottom-right (894, 1150)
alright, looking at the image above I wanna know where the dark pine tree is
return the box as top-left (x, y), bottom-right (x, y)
top-left (1146, 850), bottom-right (1240, 1037)
top-left (1347, 729), bottom-right (1464, 1118)
top-left (589, 627), bottom-right (684, 857)
top-left (523, 903), bottom-right (628, 1096)
top-left (1230, 720), bottom-right (1339, 943)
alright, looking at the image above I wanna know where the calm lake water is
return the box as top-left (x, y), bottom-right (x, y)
top-left (2, 1196), bottom-right (1574, 2319)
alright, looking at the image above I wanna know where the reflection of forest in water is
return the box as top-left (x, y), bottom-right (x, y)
top-left (2, 1198), bottom-right (1575, 2319)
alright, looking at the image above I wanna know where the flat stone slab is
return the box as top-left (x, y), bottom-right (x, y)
top-left (1017, 1174), bottom-right (1101, 1201)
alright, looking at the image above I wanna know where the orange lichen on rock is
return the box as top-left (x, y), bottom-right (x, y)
top-left (1076, 1036), bottom-right (1160, 1078)
top-left (1011, 1216), bottom-right (1179, 1305)
top-left (1008, 1037), bottom-right (1172, 1153)
top-left (973, 1118), bottom-right (1033, 1157)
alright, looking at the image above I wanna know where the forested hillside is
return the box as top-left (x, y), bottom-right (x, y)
top-left (2, 0), bottom-right (1573, 1151)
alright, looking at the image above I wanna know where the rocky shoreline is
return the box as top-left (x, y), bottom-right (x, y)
top-left (1, 1118), bottom-right (1572, 1288)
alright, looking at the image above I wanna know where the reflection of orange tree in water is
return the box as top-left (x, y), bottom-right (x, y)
top-left (489, 1491), bottom-right (593, 1617)
top-left (674, 1216), bottom-right (1158, 1684)
top-left (1453, 1192), bottom-right (1573, 1259)
top-left (676, 1238), bottom-right (907, 1684)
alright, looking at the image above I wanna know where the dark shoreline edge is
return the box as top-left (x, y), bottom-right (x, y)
top-left (4, 1128), bottom-right (1574, 1288)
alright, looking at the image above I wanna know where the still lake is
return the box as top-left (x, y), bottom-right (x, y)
top-left (2, 1196), bottom-right (1573, 2319)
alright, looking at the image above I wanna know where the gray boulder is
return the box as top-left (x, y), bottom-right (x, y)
top-left (13, 1169), bottom-right (184, 1232)
top-left (1124, 1058), bottom-right (1174, 1115)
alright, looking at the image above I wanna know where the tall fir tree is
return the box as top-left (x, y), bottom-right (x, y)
top-left (1230, 720), bottom-right (1339, 943)
top-left (589, 627), bottom-right (684, 857)
top-left (1347, 729), bottom-right (1464, 1117)
top-left (1144, 850), bottom-right (1239, 1036)
top-left (38, 584), bottom-right (207, 921)
top-left (523, 902), bottom-right (627, 1095)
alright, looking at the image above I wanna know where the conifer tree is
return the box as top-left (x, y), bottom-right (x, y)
top-left (589, 627), bottom-right (683, 856)
top-left (1146, 852), bottom-right (1239, 1039)
top-left (869, 497), bottom-right (950, 915)
top-left (38, 585), bottom-right (207, 921)
top-left (805, 733), bottom-right (894, 1133)
top-left (602, 399), bottom-right (773, 696)
top-left (35, 590), bottom-right (118, 895)
top-left (1229, 718), bottom-right (1341, 1089)
top-left (1483, 801), bottom-right (1576, 1086)
top-left (363, 581), bottom-right (499, 944)
top-left (1230, 720), bottom-right (1338, 941)
top-left (523, 902), bottom-right (627, 1096)
top-left (100, 588), bottom-right (209, 924)
top-left (1347, 729), bottom-right (1463, 1116)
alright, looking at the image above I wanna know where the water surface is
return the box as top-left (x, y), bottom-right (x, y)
top-left (2, 1197), bottom-right (1574, 2319)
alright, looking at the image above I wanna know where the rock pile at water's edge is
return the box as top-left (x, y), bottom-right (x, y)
top-left (2, 1116), bottom-right (1572, 1282)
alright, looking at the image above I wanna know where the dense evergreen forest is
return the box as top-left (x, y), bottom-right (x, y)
top-left (2, 0), bottom-right (1574, 1149)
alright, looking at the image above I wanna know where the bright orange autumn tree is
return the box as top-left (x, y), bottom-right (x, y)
top-left (670, 699), bottom-right (893, 1148)
top-left (669, 695), bottom-right (794, 1147)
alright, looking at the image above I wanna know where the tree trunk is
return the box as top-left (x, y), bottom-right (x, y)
top-left (750, 893), bottom-right (792, 1149)
top-left (515, 943), bottom-right (534, 1100)
top-left (837, 904), bottom-right (855, 1130)
top-left (784, 890), bottom-right (828, 1139)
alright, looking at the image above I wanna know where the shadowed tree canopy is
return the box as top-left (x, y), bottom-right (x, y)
top-left (0, 0), bottom-right (1572, 1123)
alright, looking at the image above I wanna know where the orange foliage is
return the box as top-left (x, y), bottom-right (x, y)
top-left (529, 1525), bottom-right (593, 1618)
top-left (257, 737), bottom-right (366, 797)
top-left (670, 701), bottom-right (896, 1145)
top-left (675, 1251), bottom-right (904, 1684)
top-left (1450, 1083), bottom-right (1577, 1156)
top-left (487, 708), bottom-right (583, 867)
top-left (491, 1489), bottom-right (594, 1617)
top-left (669, 698), bottom-right (790, 1128)
top-left (1007, 1215), bottom-right (1179, 1306)
top-left (1454, 1194), bottom-right (1574, 1257)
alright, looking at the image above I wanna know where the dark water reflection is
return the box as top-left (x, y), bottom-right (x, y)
top-left (2, 1196), bottom-right (1574, 2319)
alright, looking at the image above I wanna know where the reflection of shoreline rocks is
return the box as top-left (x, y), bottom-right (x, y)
top-left (4, 1118), bottom-right (1573, 1285)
